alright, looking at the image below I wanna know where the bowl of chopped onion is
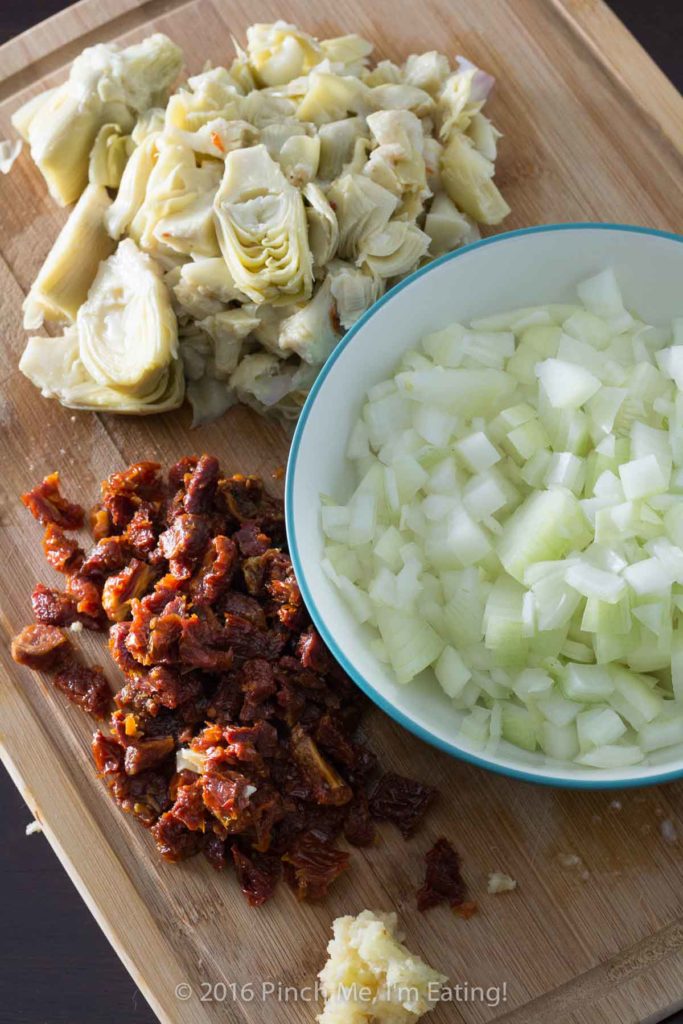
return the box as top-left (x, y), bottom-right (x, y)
top-left (286, 223), bottom-right (683, 787)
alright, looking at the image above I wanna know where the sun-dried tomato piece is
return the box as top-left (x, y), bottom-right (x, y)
top-left (92, 731), bottom-right (125, 774)
top-left (168, 456), bottom-right (200, 492)
top-left (203, 768), bottom-right (254, 830)
top-left (171, 778), bottom-right (207, 831)
top-left (239, 659), bottom-right (277, 722)
top-left (31, 583), bottom-right (78, 627)
top-left (282, 832), bottom-right (349, 901)
top-left (183, 455), bottom-right (220, 514)
top-left (11, 623), bottom-right (70, 670)
top-left (103, 461), bottom-right (164, 504)
top-left (190, 536), bottom-right (237, 606)
top-left (123, 503), bottom-right (159, 558)
top-left (290, 725), bottom-right (352, 807)
top-left (53, 661), bottom-right (111, 718)
top-left (232, 845), bottom-right (280, 906)
top-left (89, 503), bottom-right (111, 541)
top-left (42, 525), bottom-right (84, 574)
top-left (224, 614), bottom-right (286, 662)
top-left (344, 794), bottom-right (376, 847)
top-left (157, 513), bottom-right (210, 577)
top-left (179, 616), bottom-right (234, 671)
top-left (416, 837), bottom-right (468, 913)
top-left (220, 592), bottom-right (266, 630)
top-left (207, 676), bottom-right (244, 723)
top-left (296, 628), bottom-right (331, 674)
top-left (242, 548), bottom-right (291, 597)
top-left (151, 811), bottom-right (202, 861)
top-left (224, 722), bottom-right (279, 762)
top-left (203, 832), bottom-right (227, 870)
top-left (109, 622), bottom-right (142, 677)
top-left (67, 574), bottom-right (105, 624)
top-left (219, 475), bottom-right (265, 522)
top-left (102, 560), bottom-right (157, 622)
top-left (80, 537), bottom-right (132, 579)
top-left (21, 472), bottom-right (84, 529)
top-left (234, 522), bottom-right (271, 558)
top-left (369, 772), bottom-right (435, 838)
top-left (124, 735), bottom-right (175, 775)
top-left (106, 765), bottom-right (172, 826)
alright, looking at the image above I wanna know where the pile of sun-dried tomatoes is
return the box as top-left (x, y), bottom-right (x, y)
top-left (11, 457), bottom-right (468, 911)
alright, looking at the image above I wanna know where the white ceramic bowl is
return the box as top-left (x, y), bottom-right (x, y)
top-left (286, 224), bottom-right (683, 788)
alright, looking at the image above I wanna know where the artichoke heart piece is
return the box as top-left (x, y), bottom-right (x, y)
top-left (327, 173), bottom-right (398, 261)
top-left (403, 52), bottom-right (451, 95)
top-left (327, 259), bottom-right (384, 329)
top-left (197, 308), bottom-right (261, 377)
top-left (88, 124), bottom-right (133, 188)
top-left (20, 327), bottom-right (184, 414)
top-left (424, 192), bottom-right (480, 256)
top-left (440, 131), bottom-right (510, 225)
top-left (317, 117), bottom-right (369, 182)
top-left (437, 57), bottom-right (495, 138)
top-left (12, 33), bottom-right (182, 206)
top-left (369, 83), bottom-right (434, 117)
top-left (213, 144), bottom-right (313, 306)
top-left (230, 351), bottom-right (317, 419)
top-left (303, 183), bottom-right (339, 272)
top-left (77, 238), bottom-right (179, 397)
top-left (278, 277), bottom-right (341, 365)
top-left (245, 21), bottom-right (323, 87)
top-left (364, 109), bottom-right (428, 198)
top-left (320, 35), bottom-right (373, 76)
top-left (277, 134), bottom-right (321, 187)
top-left (105, 133), bottom-right (159, 241)
top-left (24, 183), bottom-right (115, 329)
top-left (130, 139), bottom-right (223, 259)
top-left (172, 257), bottom-right (249, 318)
top-left (296, 72), bottom-right (371, 125)
top-left (358, 220), bottom-right (430, 279)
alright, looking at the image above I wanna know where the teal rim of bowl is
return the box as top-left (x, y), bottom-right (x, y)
top-left (286, 222), bottom-right (683, 790)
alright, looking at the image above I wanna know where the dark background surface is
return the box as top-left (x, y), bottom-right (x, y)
top-left (1, 2), bottom-right (682, 1023)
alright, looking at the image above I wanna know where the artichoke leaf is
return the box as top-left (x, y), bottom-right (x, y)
top-left (77, 238), bottom-right (178, 397)
top-left (106, 133), bottom-right (159, 241)
top-left (320, 35), bottom-right (373, 76)
top-left (317, 117), bottom-right (369, 181)
top-left (245, 21), bottom-right (323, 87)
top-left (369, 83), bottom-right (434, 117)
top-left (187, 374), bottom-right (237, 426)
top-left (166, 116), bottom-right (257, 158)
top-left (278, 277), bottom-right (341, 364)
top-left (357, 220), bottom-right (430, 278)
top-left (23, 183), bottom-right (115, 329)
top-left (403, 52), bottom-right (450, 95)
top-left (326, 259), bottom-right (384, 329)
top-left (277, 134), bottom-right (321, 187)
top-left (88, 124), bottom-right (133, 188)
top-left (424, 192), bottom-right (480, 256)
top-left (296, 72), bottom-right (371, 125)
top-left (362, 60), bottom-right (402, 87)
top-left (364, 109), bottom-right (428, 198)
top-left (132, 107), bottom-right (166, 144)
top-left (130, 139), bottom-right (223, 259)
top-left (467, 112), bottom-right (502, 162)
top-left (440, 130), bottom-right (510, 225)
top-left (327, 173), bottom-right (398, 261)
top-left (230, 351), bottom-right (317, 419)
top-left (303, 182), bottom-right (339, 271)
top-left (172, 257), bottom-right (249, 318)
top-left (437, 57), bottom-right (495, 139)
top-left (197, 308), bottom-right (261, 377)
top-left (213, 144), bottom-right (312, 306)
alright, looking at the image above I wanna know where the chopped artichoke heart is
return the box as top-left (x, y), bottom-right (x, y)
top-left (77, 238), bottom-right (178, 395)
top-left (23, 183), bottom-right (115, 328)
top-left (88, 123), bottom-right (132, 188)
top-left (213, 144), bottom-right (312, 305)
top-left (424, 192), bottom-right (480, 257)
top-left (278, 277), bottom-right (340, 364)
top-left (106, 134), bottom-right (159, 241)
top-left (364, 108), bottom-right (428, 198)
top-left (296, 72), bottom-right (370, 125)
top-left (246, 21), bottom-right (323, 87)
top-left (12, 33), bottom-right (181, 206)
top-left (440, 131), bottom-right (510, 225)
top-left (303, 182), bottom-right (339, 270)
top-left (327, 173), bottom-right (398, 261)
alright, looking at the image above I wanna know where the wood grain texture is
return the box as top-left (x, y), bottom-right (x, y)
top-left (0, 1), bottom-right (682, 1022)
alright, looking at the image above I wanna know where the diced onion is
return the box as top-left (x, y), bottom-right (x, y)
top-left (323, 267), bottom-right (683, 769)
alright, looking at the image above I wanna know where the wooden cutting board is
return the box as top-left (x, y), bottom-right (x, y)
top-left (1, 2), bottom-right (682, 1022)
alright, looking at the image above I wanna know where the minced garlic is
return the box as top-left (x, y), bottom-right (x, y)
top-left (317, 909), bottom-right (446, 1023)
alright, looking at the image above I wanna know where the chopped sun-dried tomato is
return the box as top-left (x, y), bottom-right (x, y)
top-left (11, 623), bottom-right (70, 670)
top-left (369, 772), bottom-right (436, 838)
top-left (21, 472), bottom-right (84, 529)
top-left (417, 837), bottom-right (469, 913)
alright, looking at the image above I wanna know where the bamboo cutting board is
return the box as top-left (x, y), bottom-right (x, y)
top-left (1, 2), bottom-right (683, 1022)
